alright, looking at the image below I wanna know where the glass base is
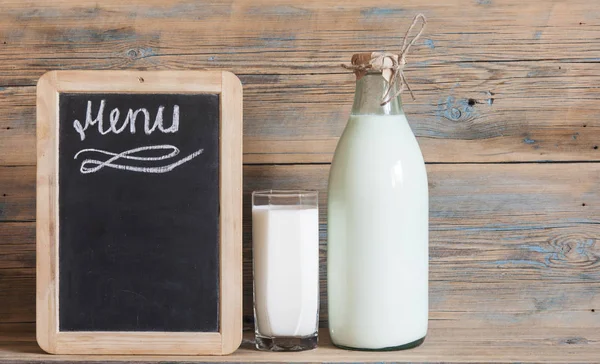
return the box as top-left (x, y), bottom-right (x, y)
top-left (333, 336), bottom-right (426, 351)
top-left (255, 333), bottom-right (318, 352)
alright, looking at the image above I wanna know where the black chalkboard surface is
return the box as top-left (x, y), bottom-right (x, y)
top-left (37, 71), bottom-right (242, 355)
top-left (58, 93), bottom-right (220, 332)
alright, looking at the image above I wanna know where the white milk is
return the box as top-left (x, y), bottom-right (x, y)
top-left (252, 205), bottom-right (319, 337)
top-left (327, 114), bottom-right (429, 349)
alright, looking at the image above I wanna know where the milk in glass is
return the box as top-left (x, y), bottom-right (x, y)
top-left (252, 191), bottom-right (319, 351)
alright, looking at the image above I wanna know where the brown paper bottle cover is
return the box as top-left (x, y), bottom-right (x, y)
top-left (343, 14), bottom-right (427, 105)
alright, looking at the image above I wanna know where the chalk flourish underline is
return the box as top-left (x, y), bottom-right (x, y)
top-left (74, 145), bottom-right (204, 174)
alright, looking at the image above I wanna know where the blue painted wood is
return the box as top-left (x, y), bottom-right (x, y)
top-left (2, 163), bottom-right (599, 327)
top-left (0, 3), bottom-right (599, 361)
top-left (1, 1), bottom-right (600, 164)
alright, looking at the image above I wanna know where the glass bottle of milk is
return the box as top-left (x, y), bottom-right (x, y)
top-left (327, 55), bottom-right (429, 350)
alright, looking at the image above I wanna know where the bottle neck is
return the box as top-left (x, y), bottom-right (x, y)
top-left (351, 73), bottom-right (404, 116)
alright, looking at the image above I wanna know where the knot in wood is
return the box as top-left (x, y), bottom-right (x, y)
top-left (547, 234), bottom-right (599, 269)
top-left (127, 48), bottom-right (139, 59)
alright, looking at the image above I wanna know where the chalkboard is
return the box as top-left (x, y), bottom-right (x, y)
top-left (37, 71), bottom-right (242, 355)
top-left (58, 93), bottom-right (220, 332)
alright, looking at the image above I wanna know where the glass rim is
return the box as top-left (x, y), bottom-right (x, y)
top-left (252, 189), bottom-right (318, 198)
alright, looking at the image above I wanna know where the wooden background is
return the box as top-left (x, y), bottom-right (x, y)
top-left (1, 0), bottom-right (600, 361)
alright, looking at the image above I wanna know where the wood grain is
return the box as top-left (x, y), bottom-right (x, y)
top-left (1, 1), bottom-right (600, 163)
top-left (2, 64), bottom-right (600, 164)
top-left (0, 166), bottom-right (35, 221)
top-left (242, 163), bottom-right (600, 327)
top-left (35, 71), bottom-right (59, 354)
top-left (2, 164), bottom-right (598, 328)
top-left (1, 327), bottom-right (599, 363)
top-left (0, 223), bottom-right (34, 269)
top-left (1, 0), bottom-right (600, 81)
top-left (1, 0), bottom-right (600, 361)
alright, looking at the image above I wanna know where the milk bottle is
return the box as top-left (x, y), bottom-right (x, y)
top-left (327, 45), bottom-right (429, 350)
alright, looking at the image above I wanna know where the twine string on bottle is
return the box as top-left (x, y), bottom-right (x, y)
top-left (342, 13), bottom-right (427, 106)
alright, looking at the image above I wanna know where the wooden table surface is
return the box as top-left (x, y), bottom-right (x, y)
top-left (1, 0), bottom-right (599, 362)
top-left (2, 328), bottom-right (599, 363)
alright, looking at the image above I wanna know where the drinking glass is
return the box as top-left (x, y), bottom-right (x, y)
top-left (252, 190), bottom-right (319, 351)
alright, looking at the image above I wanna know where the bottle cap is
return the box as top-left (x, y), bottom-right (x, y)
top-left (341, 14), bottom-right (427, 105)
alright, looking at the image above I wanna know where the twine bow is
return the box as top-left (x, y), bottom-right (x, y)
top-left (342, 14), bottom-right (427, 106)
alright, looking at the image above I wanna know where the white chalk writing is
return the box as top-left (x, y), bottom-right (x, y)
top-left (73, 100), bottom-right (180, 141)
top-left (74, 145), bottom-right (204, 174)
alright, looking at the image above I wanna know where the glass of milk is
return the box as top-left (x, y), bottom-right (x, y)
top-left (252, 190), bottom-right (319, 351)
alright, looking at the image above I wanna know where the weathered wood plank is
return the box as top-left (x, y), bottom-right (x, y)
top-left (1, 1), bottom-right (600, 163)
top-left (0, 222), bottom-right (34, 246)
top-left (0, 167), bottom-right (35, 221)
top-left (2, 164), bottom-right (598, 327)
top-left (4, 163), bottom-right (597, 225)
top-left (0, 1), bottom-right (599, 360)
top-left (1, 0), bottom-right (600, 82)
top-left (0, 273), bottom-right (35, 324)
top-left (3, 266), bottom-right (596, 327)
top-left (2, 228), bottom-right (599, 326)
top-left (0, 323), bottom-right (34, 342)
top-left (3, 60), bottom-right (600, 165)
top-left (0, 223), bottom-right (35, 269)
top-left (1, 326), bottom-right (599, 363)
top-left (430, 225), bottom-right (600, 283)
top-left (242, 163), bottom-right (600, 326)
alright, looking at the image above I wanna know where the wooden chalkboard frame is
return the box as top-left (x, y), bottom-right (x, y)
top-left (36, 71), bottom-right (243, 355)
